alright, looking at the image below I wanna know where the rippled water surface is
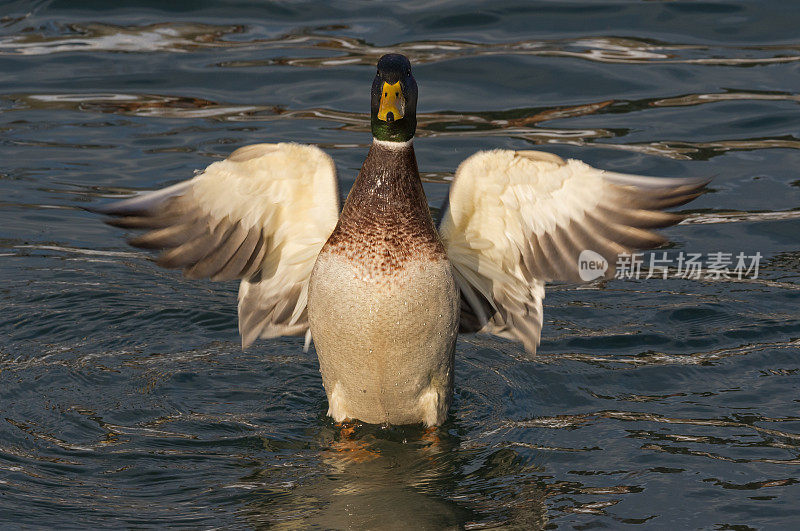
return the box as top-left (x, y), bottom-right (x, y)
top-left (2, 0), bottom-right (800, 528)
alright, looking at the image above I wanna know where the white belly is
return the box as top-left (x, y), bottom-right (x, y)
top-left (307, 251), bottom-right (460, 426)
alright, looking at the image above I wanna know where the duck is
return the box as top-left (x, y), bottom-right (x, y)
top-left (91, 53), bottom-right (706, 427)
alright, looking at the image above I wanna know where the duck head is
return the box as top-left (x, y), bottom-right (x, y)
top-left (371, 53), bottom-right (418, 143)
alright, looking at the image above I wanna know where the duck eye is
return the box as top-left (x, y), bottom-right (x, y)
top-left (406, 69), bottom-right (411, 76)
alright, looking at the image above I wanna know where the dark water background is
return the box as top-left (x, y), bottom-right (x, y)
top-left (2, 0), bottom-right (800, 528)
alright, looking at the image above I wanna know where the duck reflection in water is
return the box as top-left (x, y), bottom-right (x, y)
top-left (240, 419), bottom-right (548, 529)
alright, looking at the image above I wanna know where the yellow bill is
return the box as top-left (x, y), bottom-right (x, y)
top-left (378, 81), bottom-right (404, 122)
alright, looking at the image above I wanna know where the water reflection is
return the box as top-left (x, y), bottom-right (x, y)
top-left (4, 21), bottom-right (799, 68)
top-left (7, 91), bottom-right (800, 161)
top-left (241, 421), bottom-right (547, 529)
top-left (0, 22), bottom-right (244, 55)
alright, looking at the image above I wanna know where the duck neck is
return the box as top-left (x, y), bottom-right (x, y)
top-left (341, 139), bottom-right (430, 222)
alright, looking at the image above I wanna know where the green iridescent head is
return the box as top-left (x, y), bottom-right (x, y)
top-left (370, 54), bottom-right (418, 142)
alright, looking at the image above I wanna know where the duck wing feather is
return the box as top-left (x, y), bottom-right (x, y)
top-left (439, 149), bottom-right (708, 355)
top-left (90, 142), bottom-right (340, 348)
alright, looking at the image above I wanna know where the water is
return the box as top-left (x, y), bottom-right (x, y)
top-left (1, 0), bottom-right (799, 528)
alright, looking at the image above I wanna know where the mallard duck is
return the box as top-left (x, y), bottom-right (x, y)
top-left (92, 53), bottom-right (706, 426)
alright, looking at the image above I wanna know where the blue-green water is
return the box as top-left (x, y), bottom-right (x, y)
top-left (2, 1), bottom-right (800, 528)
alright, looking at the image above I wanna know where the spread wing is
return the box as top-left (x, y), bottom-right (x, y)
top-left (438, 149), bottom-right (707, 354)
top-left (91, 142), bottom-right (340, 348)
